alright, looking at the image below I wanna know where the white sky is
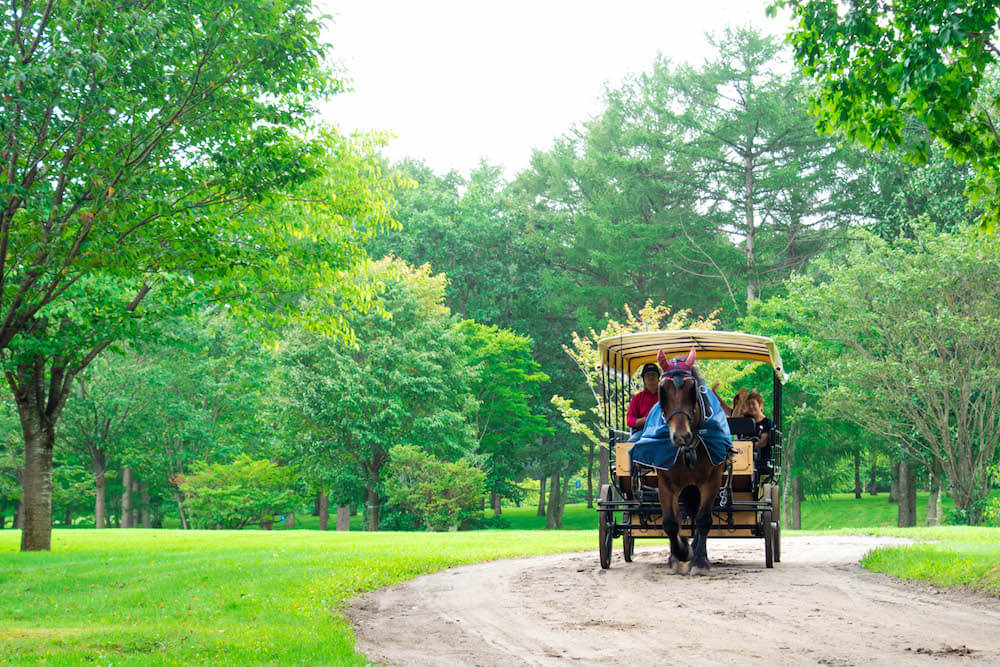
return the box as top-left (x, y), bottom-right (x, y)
top-left (315, 1), bottom-right (790, 176)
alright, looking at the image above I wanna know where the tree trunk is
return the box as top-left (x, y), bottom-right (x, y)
top-left (744, 150), bottom-right (759, 304)
top-left (313, 492), bottom-right (321, 516)
top-left (92, 450), bottom-right (107, 529)
top-left (140, 482), bottom-right (151, 528)
top-left (337, 505), bottom-right (351, 531)
top-left (888, 462), bottom-right (899, 504)
top-left (318, 492), bottom-right (330, 531)
top-left (16, 400), bottom-right (57, 551)
top-left (853, 451), bottom-right (862, 499)
top-left (366, 486), bottom-right (380, 531)
top-left (0, 501), bottom-right (5, 529)
top-left (64, 506), bottom-right (73, 526)
top-left (173, 490), bottom-right (189, 530)
top-left (868, 448), bottom-right (878, 495)
top-left (285, 512), bottom-right (295, 529)
top-left (121, 467), bottom-right (134, 528)
top-left (791, 476), bottom-right (801, 530)
top-left (897, 459), bottom-right (916, 527)
top-left (545, 472), bottom-right (562, 529)
top-left (537, 476), bottom-right (546, 516)
top-left (490, 491), bottom-right (501, 515)
top-left (926, 461), bottom-right (942, 526)
top-left (130, 475), bottom-right (139, 528)
top-left (560, 470), bottom-right (571, 518)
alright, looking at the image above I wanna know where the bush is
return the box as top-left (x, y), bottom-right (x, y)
top-left (385, 445), bottom-right (486, 531)
top-left (178, 456), bottom-right (301, 529)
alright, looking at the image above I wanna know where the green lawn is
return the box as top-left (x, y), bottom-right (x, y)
top-left (0, 529), bottom-right (594, 665)
top-left (3, 492), bottom-right (998, 663)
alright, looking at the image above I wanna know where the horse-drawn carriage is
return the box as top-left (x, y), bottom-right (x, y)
top-left (596, 330), bottom-right (785, 571)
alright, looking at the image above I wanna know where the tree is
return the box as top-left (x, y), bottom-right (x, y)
top-left (760, 226), bottom-right (1000, 523)
top-left (1, 1), bottom-right (362, 551)
top-left (276, 258), bottom-right (477, 531)
top-left (454, 320), bottom-right (550, 508)
top-left (772, 0), bottom-right (1000, 231)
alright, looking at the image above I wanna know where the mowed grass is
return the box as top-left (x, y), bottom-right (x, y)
top-left (0, 529), bottom-right (593, 665)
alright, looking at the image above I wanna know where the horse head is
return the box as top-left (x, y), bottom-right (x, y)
top-left (657, 346), bottom-right (701, 455)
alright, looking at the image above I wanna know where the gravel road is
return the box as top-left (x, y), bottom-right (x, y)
top-left (349, 535), bottom-right (1000, 666)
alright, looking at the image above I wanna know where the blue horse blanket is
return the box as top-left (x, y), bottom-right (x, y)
top-left (627, 387), bottom-right (732, 471)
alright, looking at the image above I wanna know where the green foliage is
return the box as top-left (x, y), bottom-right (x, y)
top-left (455, 320), bottom-right (550, 502)
top-left (759, 226), bottom-right (1000, 522)
top-left (772, 0), bottom-right (1000, 231)
top-left (276, 257), bottom-right (477, 527)
top-left (178, 455), bottom-right (300, 529)
top-left (384, 445), bottom-right (486, 530)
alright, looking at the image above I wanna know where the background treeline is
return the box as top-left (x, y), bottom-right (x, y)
top-left (3, 21), bottom-right (998, 542)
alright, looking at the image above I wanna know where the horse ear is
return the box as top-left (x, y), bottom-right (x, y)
top-left (657, 349), bottom-right (669, 371)
top-left (685, 346), bottom-right (696, 368)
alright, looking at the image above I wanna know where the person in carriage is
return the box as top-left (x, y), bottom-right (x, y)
top-left (626, 362), bottom-right (661, 433)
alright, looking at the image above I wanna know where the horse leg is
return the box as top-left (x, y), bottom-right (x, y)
top-left (658, 474), bottom-right (689, 572)
top-left (690, 474), bottom-right (722, 576)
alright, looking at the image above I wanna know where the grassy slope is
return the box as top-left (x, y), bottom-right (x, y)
top-left (0, 530), bottom-right (593, 665)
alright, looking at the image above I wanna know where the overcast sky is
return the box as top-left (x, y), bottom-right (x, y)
top-left (315, 1), bottom-right (791, 176)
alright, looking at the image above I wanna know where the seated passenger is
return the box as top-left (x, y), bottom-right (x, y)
top-left (626, 363), bottom-right (660, 433)
top-left (745, 391), bottom-right (773, 449)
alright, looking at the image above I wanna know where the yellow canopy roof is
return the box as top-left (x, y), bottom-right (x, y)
top-left (598, 330), bottom-right (787, 384)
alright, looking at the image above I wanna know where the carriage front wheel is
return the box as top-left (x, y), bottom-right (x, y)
top-left (622, 511), bottom-right (634, 562)
top-left (598, 484), bottom-right (614, 569)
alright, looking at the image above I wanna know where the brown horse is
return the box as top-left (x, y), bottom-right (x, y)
top-left (656, 347), bottom-right (725, 576)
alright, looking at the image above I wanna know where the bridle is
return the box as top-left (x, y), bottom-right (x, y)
top-left (660, 369), bottom-right (704, 440)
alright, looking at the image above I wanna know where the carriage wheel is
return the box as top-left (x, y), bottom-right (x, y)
top-left (762, 509), bottom-right (774, 569)
top-left (769, 484), bottom-right (781, 563)
top-left (622, 512), bottom-right (634, 562)
top-left (598, 485), bottom-right (613, 569)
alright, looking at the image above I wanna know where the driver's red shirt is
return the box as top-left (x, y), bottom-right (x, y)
top-left (626, 389), bottom-right (658, 428)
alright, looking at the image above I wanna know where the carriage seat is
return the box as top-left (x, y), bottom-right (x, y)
top-left (727, 417), bottom-right (757, 440)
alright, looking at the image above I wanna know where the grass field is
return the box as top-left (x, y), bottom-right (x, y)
top-left (0, 530), bottom-right (594, 665)
top-left (3, 492), bottom-right (998, 664)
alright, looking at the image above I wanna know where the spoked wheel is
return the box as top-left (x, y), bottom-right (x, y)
top-left (598, 484), bottom-right (614, 569)
top-left (622, 511), bottom-right (634, 562)
top-left (762, 509), bottom-right (774, 569)
top-left (770, 484), bottom-right (781, 563)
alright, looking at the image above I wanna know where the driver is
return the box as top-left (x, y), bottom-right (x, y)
top-left (626, 363), bottom-right (660, 432)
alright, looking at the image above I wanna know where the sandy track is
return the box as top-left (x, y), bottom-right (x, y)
top-left (349, 536), bottom-right (1000, 666)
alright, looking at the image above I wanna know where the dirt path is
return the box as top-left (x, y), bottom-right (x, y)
top-left (349, 535), bottom-right (1000, 666)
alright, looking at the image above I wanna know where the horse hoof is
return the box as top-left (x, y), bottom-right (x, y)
top-left (667, 555), bottom-right (688, 574)
top-left (690, 560), bottom-right (711, 576)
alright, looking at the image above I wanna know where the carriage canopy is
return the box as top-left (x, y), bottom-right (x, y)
top-left (597, 330), bottom-right (787, 384)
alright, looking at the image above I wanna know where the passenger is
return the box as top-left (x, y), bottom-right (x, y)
top-left (713, 385), bottom-right (750, 418)
top-left (626, 363), bottom-right (660, 433)
top-left (745, 391), bottom-right (773, 450)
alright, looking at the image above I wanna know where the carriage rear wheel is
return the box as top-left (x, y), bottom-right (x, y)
top-left (622, 512), bottom-right (634, 562)
top-left (769, 484), bottom-right (781, 563)
top-left (762, 509), bottom-right (774, 569)
top-left (598, 485), bottom-right (614, 569)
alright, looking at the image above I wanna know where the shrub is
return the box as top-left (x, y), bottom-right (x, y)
top-left (178, 456), bottom-right (301, 529)
top-left (385, 445), bottom-right (486, 531)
